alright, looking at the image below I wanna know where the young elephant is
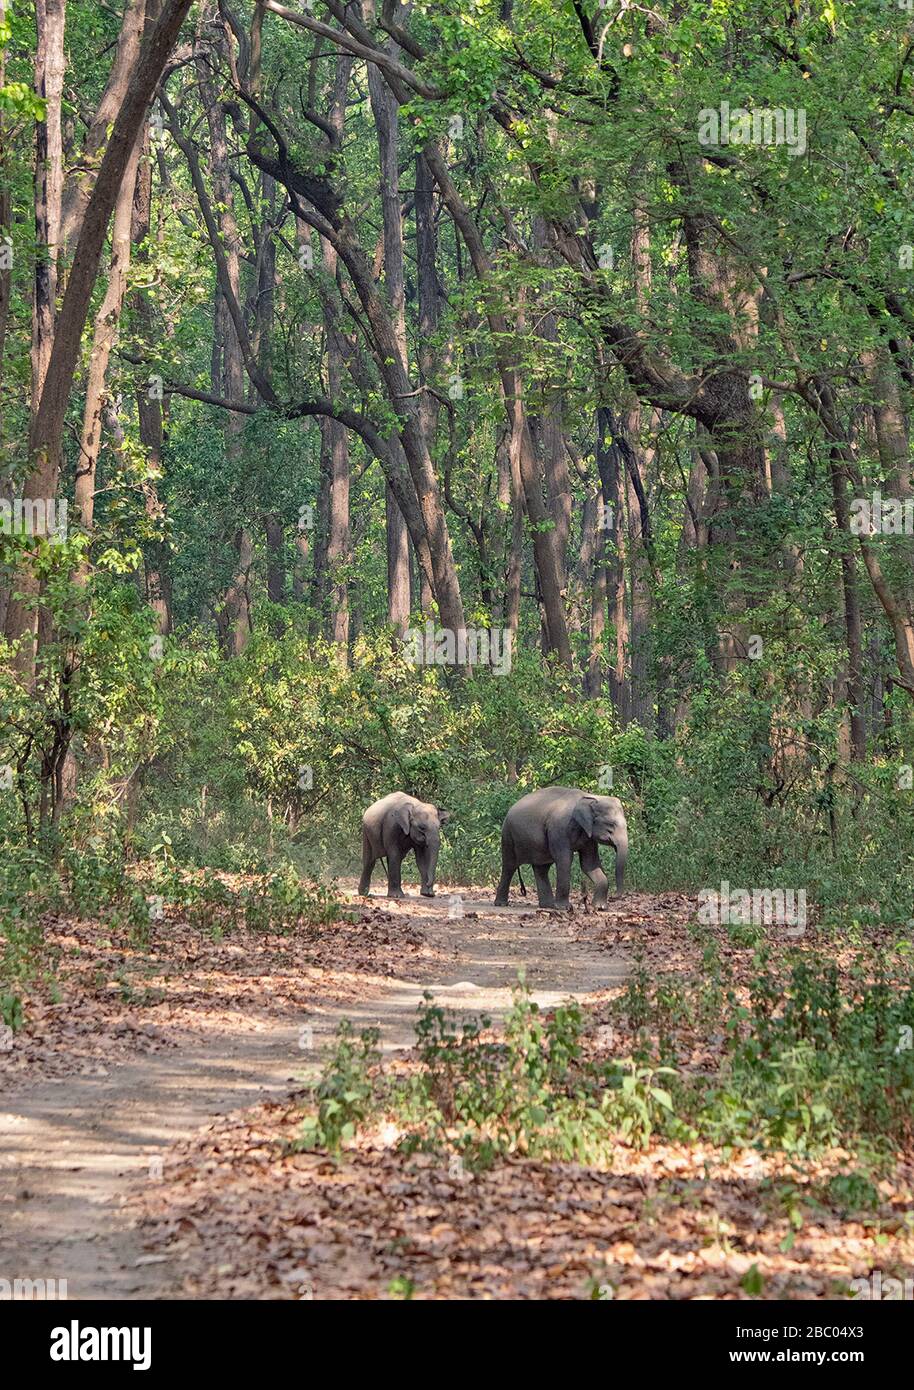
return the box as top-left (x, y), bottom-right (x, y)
top-left (494, 786), bottom-right (628, 910)
top-left (359, 793), bottom-right (451, 899)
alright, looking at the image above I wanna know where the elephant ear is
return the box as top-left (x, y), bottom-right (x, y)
top-left (436, 807), bottom-right (452, 826)
top-left (393, 803), bottom-right (412, 835)
top-left (572, 796), bottom-right (597, 836)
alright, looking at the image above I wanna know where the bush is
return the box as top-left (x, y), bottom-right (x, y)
top-left (616, 945), bottom-right (914, 1155)
top-left (298, 952), bottom-right (914, 1169)
top-left (296, 1021), bottom-right (381, 1154)
top-left (299, 978), bottom-right (681, 1168)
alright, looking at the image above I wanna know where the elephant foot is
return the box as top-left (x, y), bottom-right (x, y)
top-left (554, 898), bottom-right (572, 912)
top-left (420, 888), bottom-right (435, 898)
top-left (357, 883), bottom-right (371, 897)
top-left (593, 898), bottom-right (609, 913)
top-left (494, 894), bottom-right (508, 907)
top-left (387, 890), bottom-right (406, 900)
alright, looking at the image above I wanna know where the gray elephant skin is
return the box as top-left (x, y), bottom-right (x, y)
top-left (359, 792), bottom-right (451, 899)
top-left (494, 786), bottom-right (628, 909)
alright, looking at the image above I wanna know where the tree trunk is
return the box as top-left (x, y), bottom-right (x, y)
top-left (0, 0), bottom-right (14, 634)
top-left (828, 446), bottom-right (866, 761)
top-left (585, 488), bottom-right (607, 698)
top-left (59, 0), bottom-right (145, 256)
top-left (624, 405), bottom-right (654, 729)
top-left (596, 406), bottom-right (628, 719)
top-left (368, 47), bottom-right (413, 638)
top-left (74, 138), bottom-right (141, 542)
top-left (423, 141), bottom-right (571, 665)
top-left (28, 0), bottom-right (193, 502)
top-left (321, 238), bottom-right (350, 653)
top-left (131, 117), bottom-right (171, 634)
top-left (5, 0), bottom-right (66, 665)
top-left (533, 217), bottom-right (571, 588)
top-left (197, 35), bottom-right (250, 655)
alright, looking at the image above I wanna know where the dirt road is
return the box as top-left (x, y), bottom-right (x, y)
top-left (0, 891), bottom-right (628, 1299)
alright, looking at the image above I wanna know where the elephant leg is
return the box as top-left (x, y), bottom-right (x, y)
top-left (494, 867), bottom-right (514, 906)
top-left (495, 827), bottom-right (517, 906)
top-left (579, 843), bottom-right (609, 910)
top-left (415, 845), bottom-right (435, 897)
top-left (495, 850), bottom-right (516, 906)
top-left (386, 845), bottom-right (406, 898)
top-left (532, 863), bottom-right (556, 909)
top-left (553, 848), bottom-right (572, 909)
top-left (358, 832), bottom-right (377, 896)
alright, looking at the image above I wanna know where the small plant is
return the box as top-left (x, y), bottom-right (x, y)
top-left (1, 991), bottom-right (24, 1032)
top-left (825, 1171), bottom-right (881, 1216)
top-left (601, 1059), bottom-right (677, 1149)
top-left (242, 865), bottom-right (341, 933)
top-left (387, 1276), bottom-right (416, 1300)
top-left (727, 919), bottom-right (763, 949)
top-left (297, 1021), bottom-right (381, 1154)
top-left (619, 954), bottom-right (652, 1032)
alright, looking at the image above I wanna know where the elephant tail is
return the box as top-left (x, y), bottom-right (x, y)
top-left (515, 867), bottom-right (527, 897)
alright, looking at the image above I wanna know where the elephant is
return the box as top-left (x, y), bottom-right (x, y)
top-left (358, 792), bottom-right (451, 899)
top-left (494, 786), bottom-right (628, 910)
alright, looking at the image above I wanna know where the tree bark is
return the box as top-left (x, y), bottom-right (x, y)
top-left (4, 0), bottom-right (66, 663)
top-left (7, 0), bottom-right (193, 656)
top-left (368, 45), bottom-right (412, 636)
top-left (422, 141), bottom-right (571, 666)
top-left (828, 445), bottom-right (866, 761)
top-left (29, 0), bottom-right (193, 477)
top-left (596, 406), bottom-right (628, 719)
top-left (131, 115), bottom-right (171, 634)
top-left (197, 33), bottom-right (251, 655)
top-left (0, 0), bottom-right (14, 634)
top-left (74, 139), bottom-right (141, 542)
top-left (59, 0), bottom-right (146, 256)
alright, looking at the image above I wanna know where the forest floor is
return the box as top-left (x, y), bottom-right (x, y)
top-left (2, 884), bottom-right (912, 1300)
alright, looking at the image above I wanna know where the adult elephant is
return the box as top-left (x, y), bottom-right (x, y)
top-left (359, 793), bottom-right (451, 899)
top-left (494, 787), bottom-right (628, 909)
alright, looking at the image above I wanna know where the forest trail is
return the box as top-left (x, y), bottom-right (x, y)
top-left (0, 890), bottom-right (628, 1300)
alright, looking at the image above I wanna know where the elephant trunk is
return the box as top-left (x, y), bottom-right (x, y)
top-left (418, 843), bottom-right (438, 896)
top-left (614, 827), bottom-right (628, 893)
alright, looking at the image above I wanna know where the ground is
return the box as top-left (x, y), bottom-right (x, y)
top-left (1, 885), bottom-right (912, 1300)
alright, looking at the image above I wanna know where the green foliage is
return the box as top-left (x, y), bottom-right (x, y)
top-left (825, 1171), bottom-right (881, 1216)
top-left (297, 1021), bottom-right (381, 1155)
top-left (616, 945), bottom-right (914, 1155)
top-left (2, 0), bottom-right (912, 928)
top-left (216, 617), bottom-right (914, 908)
top-left (0, 557), bottom-right (185, 853)
top-left (0, 848), bottom-right (61, 985)
top-left (387, 1276), bottom-right (416, 1301)
top-left (300, 978), bottom-right (679, 1168)
top-left (1, 990), bottom-right (24, 1033)
top-left (408, 982), bottom-right (622, 1164)
top-left (298, 950), bottom-right (914, 1178)
top-left (239, 865), bottom-right (341, 933)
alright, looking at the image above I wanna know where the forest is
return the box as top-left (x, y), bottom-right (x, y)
top-left (2, 0), bottom-right (914, 1313)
